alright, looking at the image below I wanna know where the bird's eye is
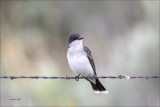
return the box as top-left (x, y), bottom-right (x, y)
top-left (73, 37), bottom-right (76, 40)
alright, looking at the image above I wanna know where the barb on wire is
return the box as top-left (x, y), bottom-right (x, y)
top-left (0, 75), bottom-right (160, 80)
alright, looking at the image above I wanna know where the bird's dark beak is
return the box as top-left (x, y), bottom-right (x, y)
top-left (78, 36), bottom-right (83, 40)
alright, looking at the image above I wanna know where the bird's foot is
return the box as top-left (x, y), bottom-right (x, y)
top-left (75, 74), bottom-right (80, 81)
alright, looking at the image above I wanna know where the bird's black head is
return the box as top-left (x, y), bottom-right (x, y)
top-left (68, 33), bottom-right (83, 45)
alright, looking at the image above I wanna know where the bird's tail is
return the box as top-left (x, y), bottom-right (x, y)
top-left (90, 79), bottom-right (108, 94)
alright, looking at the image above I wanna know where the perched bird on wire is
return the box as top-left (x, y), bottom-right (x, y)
top-left (67, 33), bottom-right (108, 94)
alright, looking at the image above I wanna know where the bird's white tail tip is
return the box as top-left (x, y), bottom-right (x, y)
top-left (94, 90), bottom-right (108, 94)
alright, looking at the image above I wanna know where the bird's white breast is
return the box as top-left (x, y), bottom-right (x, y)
top-left (67, 46), bottom-right (94, 76)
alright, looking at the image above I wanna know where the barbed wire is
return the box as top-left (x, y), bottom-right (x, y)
top-left (0, 75), bottom-right (160, 81)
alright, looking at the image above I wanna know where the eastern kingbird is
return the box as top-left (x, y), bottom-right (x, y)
top-left (67, 33), bottom-right (108, 94)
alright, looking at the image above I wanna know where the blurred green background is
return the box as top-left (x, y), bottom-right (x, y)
top-left (0, 1), bottom-right (159, 106)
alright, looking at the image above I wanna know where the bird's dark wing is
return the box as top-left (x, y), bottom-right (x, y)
top-left (83, 46), bottom-right (96, 75)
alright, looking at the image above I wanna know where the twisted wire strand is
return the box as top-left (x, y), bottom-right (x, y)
top-left (0, 75), bottom-right (160, 81)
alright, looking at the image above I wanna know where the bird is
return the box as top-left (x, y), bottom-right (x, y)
top-left (67, 33), bottom-right (108, 94)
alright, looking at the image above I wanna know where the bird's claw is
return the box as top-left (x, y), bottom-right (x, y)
top-left (75, 74), bottom-right (80, 81)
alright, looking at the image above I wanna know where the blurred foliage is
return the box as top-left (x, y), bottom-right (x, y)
top-left (0, 1), bottom-right (159, 106)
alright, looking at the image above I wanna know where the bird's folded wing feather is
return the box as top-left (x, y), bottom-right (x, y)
top-left (83, 46), bottom-right (96, 75)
